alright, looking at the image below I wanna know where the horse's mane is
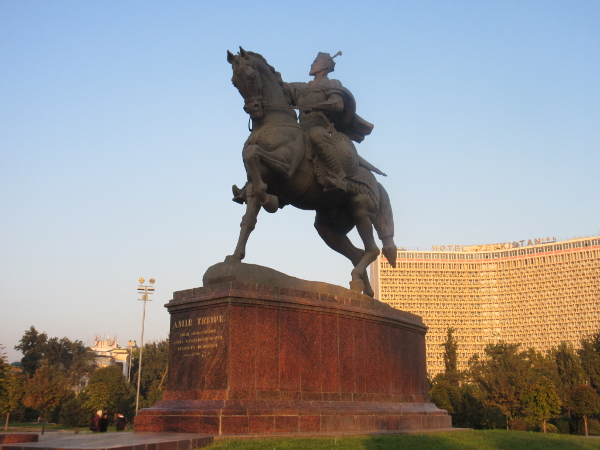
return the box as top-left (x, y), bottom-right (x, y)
top-left (246, 51), bottom-right (284, 88)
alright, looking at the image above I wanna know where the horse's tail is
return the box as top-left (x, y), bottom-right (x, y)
top-left (373, 182), bottom-right (397, 268)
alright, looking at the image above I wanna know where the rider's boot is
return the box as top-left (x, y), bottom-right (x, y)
top-left (316, 142), bottom-right (348, 193)
top-left (232, 183), bottom-right (249, 204)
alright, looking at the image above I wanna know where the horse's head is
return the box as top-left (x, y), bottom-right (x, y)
top-left (228, 47), bottom-right (265, 121)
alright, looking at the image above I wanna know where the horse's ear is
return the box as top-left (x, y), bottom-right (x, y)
top-left (239, 46), bottom-right (247, 57)
top-left (227, 50), bottom-right (235, 64)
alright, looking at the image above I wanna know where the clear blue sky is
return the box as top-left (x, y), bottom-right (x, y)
top-left (1, 1), bottom-right (599, 363)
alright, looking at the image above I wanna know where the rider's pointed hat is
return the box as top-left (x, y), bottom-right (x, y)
top-left (314, 51), bottom-right (342, 73)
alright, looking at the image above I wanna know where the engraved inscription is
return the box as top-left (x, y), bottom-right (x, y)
top-left (173, 319), bottom-right (193, 329)
top-left (172, 314), bottom-right (226, 358)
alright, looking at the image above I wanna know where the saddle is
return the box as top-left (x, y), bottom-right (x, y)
top-left (232, 127), bottom-right (386, 206)
top-left (311, 128), bottom-right (385, 203)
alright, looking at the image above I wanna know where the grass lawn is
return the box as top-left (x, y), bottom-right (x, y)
top-left (4, 423), bottom-right (75, 432)
top-left (206, 430), bottom-right (599, 450)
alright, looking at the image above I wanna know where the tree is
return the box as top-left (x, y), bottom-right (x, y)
top-left (570, 384), bottom-right (600, 436)
top-left (129, 340), bottom-right (168, 407)
top-left (58, 393), bottom-right (91, 427)
top-left (82, 383), bottom-right (110, 411)
top-left (84, 365), bottom-right (134, 417)
top-left (58, 338), bottom-right (96, 391)
top-left (430, 377), bottom-right (460, 414)
top-left (455, 383), bottom-right (487, 429)
top-left (554, 342), bottom-right (586, 415)
top-left (469, 342), bottom-right (535, 429)
top-left (0, 371), bottom-right (25, 431)
top-left (43, 337), bottom-right (95, 388)
top-left (525, 348), bottom-right (558, 382)
top-left (0, 345), bottom-right (8, 369)
top-left (523, 376), bottom-right (561, 433)
top-left (0, 345), bottom-right (21, 430)
top-left (14, 327), bottom-right (95, 387)
top-left (0, 344), bottom-right (8, 393)
top-left (22, 364), bottom-right (70, 434)
top-left (578, 333), bottom-right (600, 389)
top-left (14, 327), bottom-right (48, 377)
top-left (442, 328), bottom-right (460, 386)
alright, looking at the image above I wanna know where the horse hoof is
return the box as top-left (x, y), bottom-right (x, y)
top-left (225, 255), bottom-right (243, 264)
top-left (349, 279), bottom-right (365, 293)
top-left (262, 194), bottom-right (279, 213)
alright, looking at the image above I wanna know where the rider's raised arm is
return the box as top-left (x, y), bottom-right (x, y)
top-left (283, 82), bottom-right (307, 106)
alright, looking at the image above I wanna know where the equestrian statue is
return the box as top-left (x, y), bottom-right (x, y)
top-left (226, 48), bottom-right (397, 297)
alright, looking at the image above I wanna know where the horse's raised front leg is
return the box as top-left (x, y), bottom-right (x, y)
top-left (229, 182), bottom-right (261, 261)
top-left (242, 143), bottom-right (297, 212)
top-left (243, 145), bottom-right (269, 205)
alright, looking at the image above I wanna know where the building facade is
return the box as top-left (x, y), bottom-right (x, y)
top-left (90, 335), bottom-right (135, 380)
top-left (371, 236), bottom-right (600, 376)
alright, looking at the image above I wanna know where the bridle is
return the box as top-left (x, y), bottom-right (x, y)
top-left (234, 57), bottom-right (298, 131)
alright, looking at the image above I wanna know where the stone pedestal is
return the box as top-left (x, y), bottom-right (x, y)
top-left (135, 266), bottom-right (450, 434)
top-left (0, 434), bottom-right (39, 444)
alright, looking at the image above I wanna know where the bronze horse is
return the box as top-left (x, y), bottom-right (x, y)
top-left (226, 48), bottom-right (397, 297)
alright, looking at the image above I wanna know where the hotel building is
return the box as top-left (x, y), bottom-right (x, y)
top-left (371, 236), bottom-right (600, 376)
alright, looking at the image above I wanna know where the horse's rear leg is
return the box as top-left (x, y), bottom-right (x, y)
top-left (229, 183), bottom-right (261, 261)
top-left (314, 212), bottom-right (375, 297)
top-left (350, 196), bottom-right (380, 294)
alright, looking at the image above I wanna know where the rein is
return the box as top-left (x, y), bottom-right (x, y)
top-left (263, 102), bottom-right (298, 111)
top-left (247, 100), bottom-right (300, 132)
top-left (237, 57), bottom-right (299, 131)
top-left (246, 121), bottom-right (303, 146)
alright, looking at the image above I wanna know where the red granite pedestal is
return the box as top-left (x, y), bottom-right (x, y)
top-left (0, 434), bottom-right (39, 444)
top-left (135, 279), bottom-right (451, 435)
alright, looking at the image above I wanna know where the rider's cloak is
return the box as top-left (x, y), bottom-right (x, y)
top-left (285, 80), bottom-right (374, 143)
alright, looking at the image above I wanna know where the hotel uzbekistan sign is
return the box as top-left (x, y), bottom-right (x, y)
top-left (432, 237), bottom-right (557, 252)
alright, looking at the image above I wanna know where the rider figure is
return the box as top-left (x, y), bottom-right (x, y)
top-left (285, 52), bottom-right (374, 193)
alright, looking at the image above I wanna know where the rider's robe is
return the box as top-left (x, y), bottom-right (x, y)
top-left (284, 80), bottom-right (374, 143)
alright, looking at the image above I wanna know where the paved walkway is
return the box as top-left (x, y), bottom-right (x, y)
top-left (0, 433), bottom-right (213, 450)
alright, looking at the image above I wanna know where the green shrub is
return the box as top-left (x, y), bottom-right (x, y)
top-left (508, 418), bottom-right (527, 431)
top-left (430, 378), bottom-right (460, 414)
top-left (480, 407), bottom-right (505, 429)
top-left (574, 417), bottom-right (585, 435)
top-left (58, 394), bottom-right (91, 427)
top-left (454, 383), bottom-right (486, 429)
top-left (553, 416), bottom-right (572, 434)
top-left (570, 416), bottom-right (600, 435)
top-left (523, 418), bottom-right (558, 433)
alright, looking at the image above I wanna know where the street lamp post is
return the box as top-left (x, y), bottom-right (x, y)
top-left (127, 340), bottom-right (135, 383)
top-left (135, 277), bottom-right (155, 415)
